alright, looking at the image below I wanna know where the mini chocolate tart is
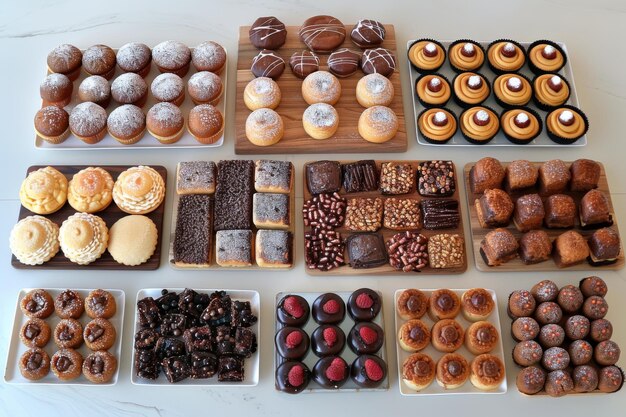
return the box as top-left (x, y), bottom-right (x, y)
top-left (311, 325), bottom-right (346, 357)
top-left (277, 294), bottom-right (310, 327)
top-left (312, 356), bottom-right (349, 389)
top-left (275, 327), bottom-right (310, 360)
top-left (312, 293), bottom-right (346, 324)
top-left (347, 288), bottom-right (381, 321)
top-left (276, 361), bottom-right (311, 394)
top-left (527, 40), bottom-right (567, 75)
top-left (397, 289), bottom-right (428, 320)
top-left (398, 319), bottom-right (430, 352)
top-left (351, 354), bottom-right (387, 388)
top-left (348, 322), bottom-right (384, 354)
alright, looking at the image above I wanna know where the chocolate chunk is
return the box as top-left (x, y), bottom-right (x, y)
top-left (214, 160), bottom-right (254, 231)
top-left (155, 337), bottom-right (186, 361)
top-left (217, 355), bottom-right (245, 382)
top-left (135, 349), bottom-right (159, 380)
top-left (234, 326), bottom-right (257, 358)
top-left (342, 160), bottom-right (379, 193)
top-left (162, 355), bottom-right (190, 383)
top-left (183, 326), bottom-right (213, 352)
top-left (232, 300), bottom-right (258, 327)
top-left (160, 313), bottom-right (187, 337)
top-left (421, 199), bottom-right (460, 229)
top-left (190, 351), bottom-right (218, 379)
top-left (173, 194), bottom-right (213, 265)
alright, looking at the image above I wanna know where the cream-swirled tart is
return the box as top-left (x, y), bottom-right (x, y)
top-left (10, 215), bottom-right (60, 265)
top-left (533, 74), bottom-right (570, 110)
top-left (545, 106), bottom-right (588, 144)
top-left (528, 40), bottom-right (566, 74)
top-left (487, 40), bottom-right (525, 74)
top-left (460, 106), bottom-right (500, 144)
top-left (493, 74), bottom-right (532, 108)
top-left (418, 108), bottom-right (457, 144)
top-left (59, 212), bottom-right (108, 265)
top-left (408, 40), bottom-right (445, 73)
top-left (500, 108), bottom-right (542, 144)
top-left (453, 72), bottom-right (490, 108)
top-left (416, 74), bottom-right (451, 107)
top-left (19, 166), bottom-right (68, 215)
top-left (112, 165), bottom-right (165, 214)
top-left (448, 40), bottom-right (485, 72)
top-left (68, 167), bottom-right (114, 214)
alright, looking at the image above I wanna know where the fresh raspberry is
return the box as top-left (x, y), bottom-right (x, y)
top-left (364, 359), bottom-right (384, 381)
top-left (287, 365), bottom-right (305, 387)
top-left (356, 293), bottom-right (374, 309)
top-left (323, 299), bottom-right (340, 314)
top-left (285, 331), bottom-right (303, 349)
top-left (325, 358), bottom-right (346, 381)
top-left (359, 326), bottom-right (378, 345)
top-left (283, 296), bottom-right (304, 318)
top-left (323, 327), bottom-right (337, 347)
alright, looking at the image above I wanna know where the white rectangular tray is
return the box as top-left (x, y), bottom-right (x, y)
top-left (131, 288), bottom-right (260, 386)
top-left (407, 40), bottom-right (586, 147)
top-left (35, 46), bottom-right (227, 150)
top-left (4, 288), bottom-right (125, 385)
top-left (394, 288), bottom-right (507, 396)
top-left (275, 291), bottom-right (389, 393)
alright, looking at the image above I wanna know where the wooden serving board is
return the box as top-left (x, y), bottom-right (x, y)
top-left (168, 161), bottom-right (295, 270)
top-left (464, 161), bottom-right (624, 272)
top-left (303, 160), bottom-right (467, 275)
top-left (12, 165), bottom-right (167, 270)
top-left (235, 24), bottom-right (407, 154)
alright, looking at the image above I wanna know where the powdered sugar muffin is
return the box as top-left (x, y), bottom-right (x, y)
top-left (19, 166), bottom-right (68, 214)
top-left (10, 215), bottom-right (60, 265)
top-left (59, 212), bottom-right (108, 265)
top-left (68, 167), bottom-right (114, 213)
top-left (112, 166), bottom-right (165, 214)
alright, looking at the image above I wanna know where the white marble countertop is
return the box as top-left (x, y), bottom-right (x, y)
top-left (1, 0), bottom-right (625, 415)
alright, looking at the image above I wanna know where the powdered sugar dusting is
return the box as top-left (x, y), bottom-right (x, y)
top-left (190, 104), bottom-right (222, 132)
top-left (188, 71), bottom-right (221, 100)
top-left (257, 229), bottom-right (290, 263)
top-left (507, 76), bottom-right (522, 90)
top-left (252, 77), bottom-right (273, 94)
top-left (304, 103), bottom-right (337, 127)
top-left (216, 230), bottom-right (252, 263)
top-left (111, 72), bottom-right (147, 103)
top-left (504, 42), bottom-right (516, 52)
top-left (41, 73), bottom-right (71, 91)
top-left (559, 110), bottom-right (574, 123)
top-left (107, 104), bottom-right (145, 136)
top-left (476, 110), bottom-right (490, 122)
top-left (366, 74), bottom-right (387, 94)
top-left (79, 75), bottom-right (110, 100)
top-left (192, 41), bottom-right (226, 70)
top-left (247, 108), bottom-right (281, 138)
top-left (69, 102), bottom-right (107, 135)
top-left (515, 112), bottom-right (529, 124)
top-left (48, 44), bottom-right (80, 67)
top-left (152, 40), bottom-right (191, 69)
top-left (468, 75), bottom-right (482, 88)
top-left (544, 45), bottom-right (556, 55)
top-left (425, 43), bottom-right (437, 53)
top-left (463, 43), bottom-right (475, 54)
top-left (151, 73), bottom-right (184, 101)
top-left (117, 42), bottom-right (151, 72)
top-left (148, 102), bottom-right (183, 127)
top-left (550, 75), bottom-right (562, 86)
top-left (434, 111), bottom-right (448, 123)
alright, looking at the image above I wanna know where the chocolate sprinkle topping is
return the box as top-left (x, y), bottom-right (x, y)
top-left (214, 160), bottom-right (254, 231)
top-left (174, 195), bottom-right (213, 265)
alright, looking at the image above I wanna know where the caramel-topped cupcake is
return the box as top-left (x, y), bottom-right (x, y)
top-left (453, 72), bottom-right (490, 108)
top-left (533, 74), bottom-right (570, 111)
top-left (417, 108), bottom-right (457, 144)
top-left (545, 105), bottom-right (588, 144)
top-left (408, 39), bottom-right (445, 74)
top-left (527, 40), bottom-right (567, 74)
top-left (493, 73), bottom-right (532, 108)
top-left (487, 40), bottom-right (525, 74)
top-left (416, 74), bottom-right (451, 107)
top-left (500, 108), bottom-right (542, 144)
top-left (460, 106), bottom-right (499, 145)
top-left (448, 40), bottom-right (485, 73)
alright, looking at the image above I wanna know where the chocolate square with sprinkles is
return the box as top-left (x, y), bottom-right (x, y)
top-left (214, 160), bottom-right (254, 231)
top-left (173, 194), bottom-right (213, 266)
top-left (417, 160), bottom-right (455, 197)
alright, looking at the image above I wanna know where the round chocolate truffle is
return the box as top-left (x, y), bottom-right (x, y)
top-left (580, 276), bottom-right (608, 298)
top-left (348, 322), bottom-right (384, 355)
top-left (512, 317), bottom-right (540, 341)
top-left (351, 354), bottom-right (387, 388)
top-left (590, 319), bottom-right (613, 342)
top-left (361, 47), bottom-right (397, 77)
top-left (544, 370), bottom-right (573, 397)
top-left (538, 324), bottom-right (565, 348)
top-left (276, 361), bottom-right (311, 394)
top-left (542, 347), bottom-right (570, 371)
top-left (277, 295), bottom-right (310, 327)
top-left (595, 340), bottom-right (621, 366)
top-left (312, 356), bottom-right (349, 389)
top-left (598, 366), bottom-right (624, 393)
top-left (311, 325), bottom-right (345, 357)
top-left (299, 15), bottom-right (346, 53)
top-left (565, 315), bottom-right (590, 340)
top-left (350, 19), bottom-right (386, 48)
top-left (347, 288), bottom-right (381, 321)
top-left (312, 293), bottom-right (346, 324)
top-left (249, 17), bottom-right (287, 50)
top-left (583, 295), bottom-right (609, 320)
top-left (513, 340), bottom-right (543, 367)
top-left (251, 49), bottom-right (285, 80)
top-left (530, 280), bottom-right (559, 303)
top-left (557, 285), bottom-right (584, 314)
top-left (289, 50), bottom-right (320, 79)
top-left (568, 340), bottom-right (593, 366)
top-left (275, 326), bottom-right (310, 360)
top-left (572, 365), bottom-right (598, 393)
top-left (327, 48), bottom-right (361, 78)
top-left (534, 301), bottom-right (562, 325)
top-left (508, 290), bottom-right (536, 318)
top-left (516, 366), bottom-right (546, 395)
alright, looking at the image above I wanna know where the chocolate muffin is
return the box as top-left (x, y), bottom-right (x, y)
top-left (538, 324), bottom-right (565, 348)
top-left (511, 317), bottom-right (540, 341)
top-left (580, 276), bottom-right (608, 298)
top-left (530, 280), bottom-right (559, 303)
top-left (557, 285), bottom-right (584, 314)
top-left (583, 296), bottom-right (608, 320)
top-left (598, 366), bottom-right (624, 393)
top-left (595, 340), bottom-right (621, 366)
top-left (565, 315), bottom-right (590, 340)
top-left (513, 340), bottom-right (543, 367)
top-left (508, 290), bottom-right (536, 318)
top-left (590, 319), bottom-right (613, 342)
top-left (568, 340), bottom-right (593, 366)
top-left (544, 370), bottom-right (573, 397)
top-left (572, 365), bottom-right (598, 393)
top-left (534, 302), bottom-right (562, 325)
top-left (516, 366), bottom-right (546, 395)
